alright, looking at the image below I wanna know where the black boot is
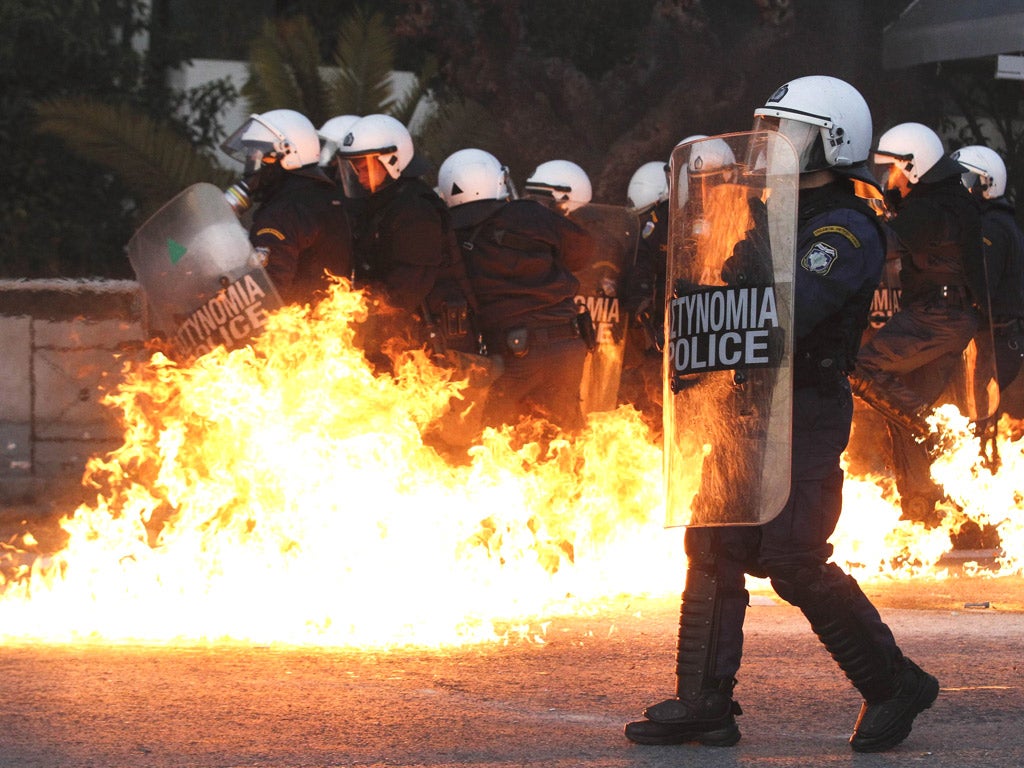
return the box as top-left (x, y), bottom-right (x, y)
top-left (624, 679), bottom-right (742, 746)
top-left (790, 565), bottom-right (939, 753)
top-left (849, 658), bottom-right (939, 753)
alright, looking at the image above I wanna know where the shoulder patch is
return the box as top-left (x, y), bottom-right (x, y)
top-left (255, 227), bottom-right (287, 241)
top-left (801, 241), bottom-right (839, 275)
top-left (812, 224), bottom-right (860, 247)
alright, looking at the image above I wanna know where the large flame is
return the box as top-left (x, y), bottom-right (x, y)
top-left (0, 280), bottom-right (1020, 647)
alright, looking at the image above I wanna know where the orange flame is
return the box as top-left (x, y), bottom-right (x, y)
top-left (0, 280), bottom-right (1020, 647)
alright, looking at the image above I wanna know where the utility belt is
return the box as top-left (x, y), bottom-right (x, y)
top-left (422, 298), bottom-right (485, 356)
top-left (436, 298), bottom-right (472, 339)
top-left (487, 320), bottom-right (581, 358)
top-left (793, 352), bottom-right (848, 393)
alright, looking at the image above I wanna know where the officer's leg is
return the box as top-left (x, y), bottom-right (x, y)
top-left (850, 312), bottom-right (936, 438)
top-left (624, 526), bottom-right (750, 746)
top-left (888, 420), bottom-right (943, 523)
top-left (531, 337), bottom-right (587, 432)
top-left (763, 386), bottom-right (938, 752)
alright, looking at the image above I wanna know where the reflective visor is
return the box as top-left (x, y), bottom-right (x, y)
top-left (343, 155), bottom-right (390, 195)
top-left (960, 170), bottom-right (983, 193)
top-left (751, 115), bottom-right (824, 172)
top-left (221, 115), bottom-right (283, 171)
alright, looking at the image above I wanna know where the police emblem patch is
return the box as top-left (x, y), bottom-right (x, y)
top-left (801, 241), bottom-right (838, 275)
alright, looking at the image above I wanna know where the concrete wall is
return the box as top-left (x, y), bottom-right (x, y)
top-left (0, 280), bottom-right (147, 501)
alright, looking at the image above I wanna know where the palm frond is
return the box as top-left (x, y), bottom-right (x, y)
top-left (328, 8), bottom-right (396, 116)
top-left (34, 97), bottom-right (233, 219)
top-left (414, 97), bottom-right (502, 172)
top-left (244, 16), bottom-right (329, 123)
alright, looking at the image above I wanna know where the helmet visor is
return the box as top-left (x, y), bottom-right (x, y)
top-left (339, 154), bottom-right (391, 196)
top-left (752, 115), bottom-right (826, 173)
top-left (221, 116), bottom-right (282, 174)
top-left (960, 170), bottom-right (982, 193)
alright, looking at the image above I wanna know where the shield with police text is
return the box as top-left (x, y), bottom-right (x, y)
top-left (568, 204), bottom-right (641, 414)
top-left (127, 182), bottom-right (283, 360)
top-left (663, 131), bottom-right (798, 527)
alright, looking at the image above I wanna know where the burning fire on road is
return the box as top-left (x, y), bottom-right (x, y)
top-left (0, 280), bottom-right (1021, 647)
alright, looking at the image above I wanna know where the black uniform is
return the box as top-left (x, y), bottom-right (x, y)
top-left (852, 157), bottom-right (983, 519)
top-left (348, 175), bottom-right (482, 363)
top-left (450, 198), bottom-right (595, 431)
top-left (978, 197), bottom-right (1024, 390)
top-left (249, 169), bottom-right (354, 305)
top-left (619, 199), bottom-right (669, 424)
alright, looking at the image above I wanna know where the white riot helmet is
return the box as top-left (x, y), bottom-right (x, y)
top-left (672, 134), bottom-right (738, 208)
top-left (681, 135), bottom-right (736, 176)
top-left (221, 109), bottom-right (321, 173)
top-left (317, 114), bottom-right (360, 167)
top-left (437, 148), bottom-right (511, 208)
top-left (524, 159), bottom-right (593, 213)
top-left (873, 122), bottom-right (950, 185)
top-left (334, 113), bottom-right (414, 195)
top-left (753, 76), bottom-right (872, 175)
top-left (627, 161), bottom-right (669, 210)
top-left (951, 145), bottom-right (1007, 200)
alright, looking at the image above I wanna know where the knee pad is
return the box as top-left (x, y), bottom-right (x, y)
top-left (769, 561), bottom-right (850, 609)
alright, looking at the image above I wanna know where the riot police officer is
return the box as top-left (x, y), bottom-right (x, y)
top-left (625, 77), bottom-right (938, 754)
top-left (522, 159), bottom-right (593, 215)
top-left (619, 160), bottom-right (670, 425)
top-left (851, 123), bottom-right (984, 521)
top-left (334, 114), bottom-right (477, 362)
top-left (220, 109), bottom-right (354, 305)
top-left (624, 160), bottom-right (670, 346)
top-left (952, 144), bottom-right (1024, 394)
top-left (437, 148), bottom-right (596, 432)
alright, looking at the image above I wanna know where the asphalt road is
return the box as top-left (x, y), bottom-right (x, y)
top-left (0, 595), bottom-right (1021, 768)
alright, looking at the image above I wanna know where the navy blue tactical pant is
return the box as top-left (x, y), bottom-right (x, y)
top-left (684, 382), bottom-right (900, 682)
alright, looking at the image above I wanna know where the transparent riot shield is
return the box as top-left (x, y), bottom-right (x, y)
top-left (127, 183), bottom-right (283, 360)
top-left (663, 132), bottom-right (798, 527)
top-left (569, 204), bottom-right (641, 414)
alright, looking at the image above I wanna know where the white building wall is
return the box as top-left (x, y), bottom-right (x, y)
top-left (166, 59), bottom-right (422, 169)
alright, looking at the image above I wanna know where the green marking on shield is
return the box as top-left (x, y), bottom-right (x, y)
top-left (167, 238), bottom-right (188, 264)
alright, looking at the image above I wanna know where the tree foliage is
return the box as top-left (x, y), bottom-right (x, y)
top-left (6, 0), bottom-right (1022, 278)
top-left (34, 98), bottom-right (234, 220)
top-left (1, 0), bottom-right (236, 278)
top-left (244, 15), bottom-right (331, 122)
top-left (243, 8), bottom-right (433, 128)
top-left (935, 60), bottom-right (1024, 207)
top-left (389, 0), bottom-right (921, 202)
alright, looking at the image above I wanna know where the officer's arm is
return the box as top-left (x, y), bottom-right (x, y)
top-left (380, 203), bottom-right (444, 311)
top-left (794, 223), bottom-right (883, 340)
top-left (251, 215), bottom-right (301, 293)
